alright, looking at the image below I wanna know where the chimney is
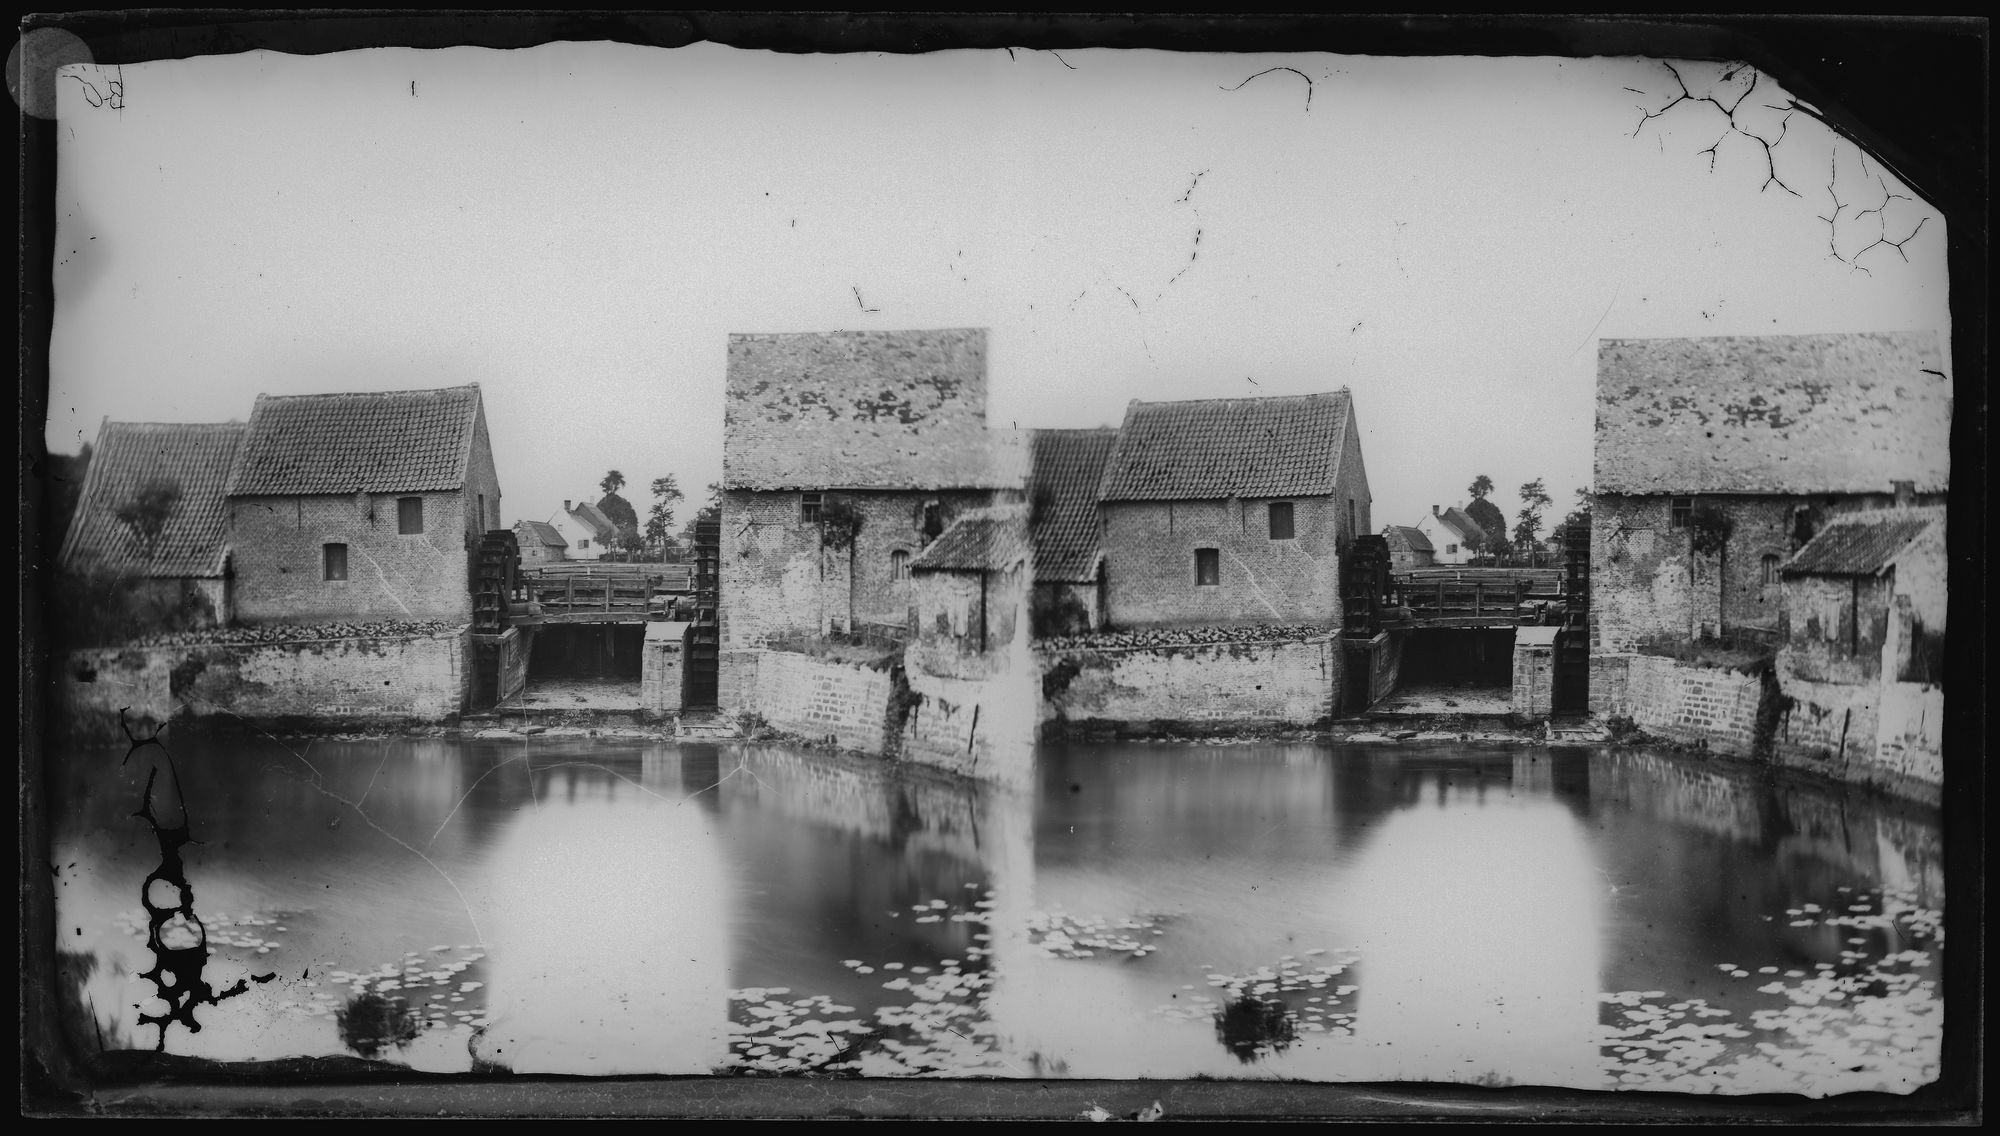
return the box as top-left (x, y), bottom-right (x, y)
top-left (1432, 505), bottom-right (1441, 516)
top-left (564, 500), bottom-right (572, 513)
top-left (1892, 480), bottom-right (1915, 507)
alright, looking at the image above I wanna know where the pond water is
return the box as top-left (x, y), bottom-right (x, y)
top-left (49, 734), bottom-right (1944, 1094)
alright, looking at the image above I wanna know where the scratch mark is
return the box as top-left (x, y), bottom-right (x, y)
top-left (1049, 51), bottom-right (1076, 70)
top-left (1220, 66), bottom-right (1312, 110)
top-left (852, 285), bottom-right (879, 313)
top-left (1568, 283), bottom-right (1621, 358)
top-left (1919, 369), bottom-right (1945, 379)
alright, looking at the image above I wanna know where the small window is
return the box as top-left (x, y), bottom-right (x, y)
top-left (323, 543), bottom-right (348, 581)
top-left (398, 496), bottom-right (424, 534)
top-left (1195, 548), bottom-right (1220, 586)
top-left (1761, 553), bottom-right (1782, 585)
top-left (1670, 496), bottom-right (1695, 529)
top-left (477, 494), bottom-right (486, 529)
top-left (1346, 499), bottom-right (1357, 544)
top-left (922, 502), bottom-right (944, 541)
top-left (802, 493), bottom-right (823, 524)
top-left (891, 549), bottom-right (911, 579)
top-left (1446, 544), bottom-right (1458, 556)
top-left (577, 538), bottom-right (589, 549)
top-left (1268, 502), bottom-right (1295, 540)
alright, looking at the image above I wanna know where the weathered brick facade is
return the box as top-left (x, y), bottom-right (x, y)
top-left (1102, 497), bottom-right (1350, 628)
top-left (751, 650), bottom-right (903, 757)
top-left (230, 490), bottom-right (482, 623)
top-left (1037, 635), bottom-right (1340, 731)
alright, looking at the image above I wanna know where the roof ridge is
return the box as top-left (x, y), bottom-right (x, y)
top-left (1127, 389), bottom-right (1349, 409)
top-left (253, 384), bottom-right (481, 402)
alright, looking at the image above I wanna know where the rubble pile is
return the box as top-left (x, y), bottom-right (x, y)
top-left (1038, 624), bottom-right (1334, 652)
top-left (131, 619), bottom-right (460, 648)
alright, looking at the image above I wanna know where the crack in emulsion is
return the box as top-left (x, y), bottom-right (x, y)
top-left (119, 711), bottom-right (275, 1049)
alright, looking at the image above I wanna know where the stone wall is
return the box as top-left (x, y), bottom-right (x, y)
top-left (640, 621), bottom-right (692, 714)
top-left (1038, 636), bottom-right (1338, 732)
top-left (901, 666), bottom-right (1038, 789)
top-left (230, 491), bottom-right (476, 624)
top-left (1873, 682), bottom-right (1944, 791)
top-left (719, 488), bottom-right (1002, 649)
top-left (1593, 653), bottom-right (1765, 757)
top-left (56, 628), bottom-right (472, 742)
top-left (1100, 497), bottom-right (1345, 629)
top-left (1511, 627), bottom-right (1557, 720)
top-left (749, 650), bottom-right (902, 757)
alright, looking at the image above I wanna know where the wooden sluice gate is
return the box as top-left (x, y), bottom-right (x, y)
top-left (515, 563), bottom-right (695, 624)
top-left (1385, 568), bottom-right (1565, 628)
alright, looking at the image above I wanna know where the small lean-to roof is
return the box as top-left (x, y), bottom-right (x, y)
top-left (228, 384), bottom-right (485, 496)
top-left (1385, 524), bottom-right (1434, 553)
top-left (518, 520), bottom-right (567, 549)
top-left (60, 420), bottom-right (246, 578)
top-left (1594, 332), bottom-right (1949, 495)
top-left (1030, 427), bottom-right (1118, 583)
top-left (1097, 391), bottom-right (1352, 501)
top-left (1782, 508), bottom-right (1944, 577)
top-left (909, 507), bottom-right (1030, 573)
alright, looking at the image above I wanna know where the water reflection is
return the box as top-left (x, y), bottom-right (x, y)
top-left (47, 734), bottom-right (1942, 1093)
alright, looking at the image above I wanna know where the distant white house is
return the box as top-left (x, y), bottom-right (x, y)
top-left (552, 499), bottom-right (618, 561)
top-left (1414, 505), bottom-right (1484, 565)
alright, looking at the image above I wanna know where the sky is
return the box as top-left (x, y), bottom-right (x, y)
top-left (46, 42), bottom-right (1948, 538)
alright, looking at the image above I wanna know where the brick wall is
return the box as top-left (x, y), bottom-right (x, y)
top-left (1101, 497), bottom-right (1343, 628)
top-left (463, 410), bottom-right (503, 538)
top-left (1511, 629), bottom-right (1557, 720)
top-left (1594, 654), bottom-right (1764, 757)
top-left (1774, 674), bottom-right (1880, 770)
top-left (720, 488), bottom-right (1004, 650)
top-left (901, 666), bottom-right (1038, 789)
top-left (1038, 636), bottom-right (1338, 731)
top-left (230, 491), bottom-right (475, 623)
top-left (749, 650), bottom-right (902, 757)
top-left (1873, 682), bottom-right (1943, 790)
top-left (56, 629), bottom-right (471, 740)
top-left (640, 622), bottom-right (691, 713)
top-left (1779, 574), bottom-right (1892, 685)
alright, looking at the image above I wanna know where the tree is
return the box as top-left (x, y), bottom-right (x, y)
top-left (113, 477), bottom-right (183, 559)
top-left (1467, 474), bottom-right (1494, 500)
top-left (600, 470), bottom-right (625, 497)
top-left (646, 475), bottom-right (684, 553)
top-left (1512, 478), bottom-right (1553, 551)
top-left (1548, 486), bottom-right (1593, 551)
top-left (1464, 481), bottom-right (1509, 556)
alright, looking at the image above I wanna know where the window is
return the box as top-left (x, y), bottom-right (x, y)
top-left (801, 493), bottom-right (823, 524)
top-left (1671, 496), bottom-right (1695, 529)
top-left (398, 496), bottom-right (424, 534)
top-left (922, 503), bottom-right (943, 541)
top-left (323, 543), bottom-right (348, 581)
top-left (1268, 501), bottom-right (1295, 540)
top-left (1446, 544), bottom-right (1458, 556)
top-left (577, 538), bottom-right (589, 549)
top-left (1195, 548), bottom-right (1220, 586)
top-left (1346, 499), bottom-right (1356, 539)
top-left (477, 494), bottom-right (486, 529)
top-left (891, 549), bottom-right (911, 580)
top-left (1761, 554), bottom-right (1782, 586)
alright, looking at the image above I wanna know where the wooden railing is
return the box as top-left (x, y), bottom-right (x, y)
top-left (1388, 569), bottom-right (1564, 626)
top-left (519, 564), bottom-right (692, 622)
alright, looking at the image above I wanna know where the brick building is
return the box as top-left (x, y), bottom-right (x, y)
top-left (225, 384), bottom-right (503, 624)
top-left (1028, 427), bottom-right (1118, 638)
top-left (907, 506), bottom-right (1031, 675)
top-left (718, 327), bottom-right (1026, 708)
top-left (59, 419), bottom-right (247, 626)
top-left (1773, 506), bottom-right (1946, 768)
top-left (512, 519), bottom-right (568, 566)
top-left (1381, 524), bottom-right (1436, 569)
top-left (1094, 390), bottom-right (1371, 629)
top-left (1590, 331), bottom-right (1949, 661)
top-left (1413, 505), bottom-right (1483, 565)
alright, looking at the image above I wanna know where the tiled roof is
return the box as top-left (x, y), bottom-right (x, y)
top-left (60, 421), bottom-right (246, 578)
top-left (570, 502), bottom-right (618, 541)
top-left (1385, 524), bottom-right (1434, 553)
top-left (724, 329), bottom-right (1023, 491)
top-left (1097, 391), bottom-right (1351, 501)
top-left (228, 385), bottom-right (484, 496)
top-left (1438, 507), bottom-right (1484, 544)
top-left (517, 520), bottom-right (567, 548)
top-left (1595, 332), bottom-right (1949, 494)
top-left (1782, 508), bottom-right (1943, 577)
top-left (1030, 427), bottom-right (1118, 583)
top-left (909, 507), bottom-right (1030, 573)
